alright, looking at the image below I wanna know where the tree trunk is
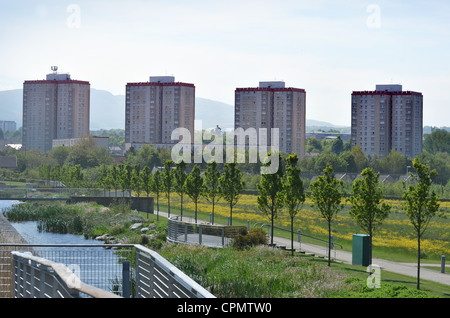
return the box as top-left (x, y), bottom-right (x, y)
top-left (417, 233), bottom-right (421, 290)
top-left (328, 221), bottom-right (331, 267)
top-left (195, 201), bottom-right (198, 224)
top-left (271, 207), bottom-right (274, 246)
top-left (180, 194), bottom-right (184, 221)
top-left (290, 216), bottom-right (294, 256)
top-left (230, 204), bottom-right (233, 226)
top-left (212, 198), bottom-right (215, 225)
top-left (156, 195), bottom-right (160, 221)
top-left (168, 192), bottom-right (171, 218)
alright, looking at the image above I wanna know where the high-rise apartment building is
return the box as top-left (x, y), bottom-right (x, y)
top-left (22, 69), bottom-right (90, 152)
top-left (351, 84), bottom-right (423, 158)
top-left (234, 81), bottom-right (306, 158)
top-left (125, 76), bottom-right (195, 150)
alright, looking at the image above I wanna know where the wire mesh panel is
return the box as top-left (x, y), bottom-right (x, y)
top-left (1, 244), bottom-right (132, 298)
top-left (32, 246), bottom-right (132, 296)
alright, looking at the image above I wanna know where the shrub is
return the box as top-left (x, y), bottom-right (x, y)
top-left (232, 228), bottom-right (267, 250)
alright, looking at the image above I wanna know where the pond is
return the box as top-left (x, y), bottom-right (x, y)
top-left (0, 200), bottom-right (129, 296)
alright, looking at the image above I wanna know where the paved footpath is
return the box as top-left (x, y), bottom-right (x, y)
top-left (271, 235), bottom-right (450, 287)
top-left (159, 210), bottom-right (450, 287)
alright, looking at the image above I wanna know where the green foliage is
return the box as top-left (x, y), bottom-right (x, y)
top-left (348, 168), bottom-right (391, 236)
top-left (310, 164), bottom-right (345, 266)
top-left (310, 164), bottom-right (345, 223)
top-left (282, 153), bottom-right (306, 255)
top-left (219, 162), bottom-right (245, 225)
top-left (423, 129), bottom-right (450, 155)
top-left (348, 168), bottom-right (391, 264)
top-left (202, 161), bottom-right (221, 224)
top-left (161, 245), bottom-right (349, 298)
top-left (232, 228), bottom-right (267, 250)
top-left (173, 160), bottom-right (188, 216)
top-left (184, 165), bottom-right (203, 222)
top-left (126, 144), bottom-right (170, 170)
top-left (65, 136), bottom-right (114, 168)
top-left (403, 158), bottom-right (440, 290)
top-left (140, 166), bottom-right (152, 197)
top-left (257, 153), bottom-right (284, 244)
top-left (403, 158), bottom-right (440, 237)
top-left (163, 160), bottom-right (174, 215)
top-left (339, 277), bottom-right (434, 298)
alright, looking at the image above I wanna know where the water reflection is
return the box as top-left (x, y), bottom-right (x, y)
top-left (1, 201), bottom-right (127, 296)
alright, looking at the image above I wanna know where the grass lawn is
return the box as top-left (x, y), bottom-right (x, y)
top-left (146, 197), bottom-right (450, 298)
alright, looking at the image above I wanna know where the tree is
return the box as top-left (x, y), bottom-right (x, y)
top-left (163, 160), bottom-right (174, 217)
top-left (423, 129), bottom-right (450, 155)
top-left (39, 164), bottom-right (52, 185)
top-left (402, 158), bottom-right (440, 290)
top-left (108, 165), bottom-right (120, 197)
top-left (50, 164), bottom-right (61, 186)
top-left (331, 136), bottom-right (344, 155)
top-left (151, 170), bottom-right (164, 221)
top-left (282, 154), bottom-right (306, 256)
top-left (184, 165), bottom-right (203, 223)
top-left (139, 165), bottom-right (152, 218)
top-left (49, 146), bottom-right (70, 166)
top-left (131, 164), bottom-right (141, 197)
top-left (306, 137), bottom-right (322, 153)
top-left (218, 163), bottom-right (244, 226)
top-left (141, 166), bottom-right (152, 199)
top-left (65, 136), bottom-right (114, 168)
top-left (202, 161), bottom-right (221, 224)
top-left (117, 164), bottom-right (132, 197)
top-left (348, 168), bottom-right (391, 265)
top-left (257, 153), bottom-right (284, 246)
top-left (378, 149), bottom-right (407, 174)
top-left (173, 161), bottom-right (188, 221)
top-left (351, 146), bottom-right (369, 172)
top-left (98, 164), bottom-right (109, 196)
top-left (310, 163), bottom-right (345, 266)
top-left (69, 165), bottom-right (83, 191)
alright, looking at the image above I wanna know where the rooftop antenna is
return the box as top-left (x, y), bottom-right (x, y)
top-left (51, 66), bottom-right (58, 74)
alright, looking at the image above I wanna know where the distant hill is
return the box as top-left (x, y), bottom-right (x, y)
top-left (0, 89), bottom-right (22, 125)
top-left (0, 88), bottom-right (350, 131)
top-left (0, 89), bottom-right (236, 130)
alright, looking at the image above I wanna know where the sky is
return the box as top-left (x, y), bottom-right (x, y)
top-left (0, 0), bottom-right (449, 127)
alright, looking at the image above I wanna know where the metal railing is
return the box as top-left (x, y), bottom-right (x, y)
top-left (167, 216), bottom-right (246, 248)
top-left (255, 223), bottom-right (343, 258)
top-left (11, 251), bottom-right (121, 298)
top-left (0, 244), bottom-right (215, 299)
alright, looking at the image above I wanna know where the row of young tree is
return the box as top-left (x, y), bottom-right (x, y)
top-left (248, 152), bottom-right (439, 291)
top-left (38, 151), bottom-right (439, 290)
top-left (95, 160), bottom-right (245, 225)
top-left (309, 158), bottom-right (439, 291)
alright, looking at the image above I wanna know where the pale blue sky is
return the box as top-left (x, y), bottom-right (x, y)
top-left (0, 0), bottom-right (449, 126)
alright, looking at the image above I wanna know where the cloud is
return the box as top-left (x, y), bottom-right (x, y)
top-left (0, 1), bottom-right (449, 127)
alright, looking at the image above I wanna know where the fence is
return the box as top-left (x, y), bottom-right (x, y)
top-left (11, 251), bottom-right (121, 298)
top-left (167, 216), bottom-right (246, 248)
top-left (0, 244), bottom-right (215, 298)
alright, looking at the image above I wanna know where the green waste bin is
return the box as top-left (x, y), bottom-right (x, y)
top-left (352, 234), bottom-right (370, 266)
